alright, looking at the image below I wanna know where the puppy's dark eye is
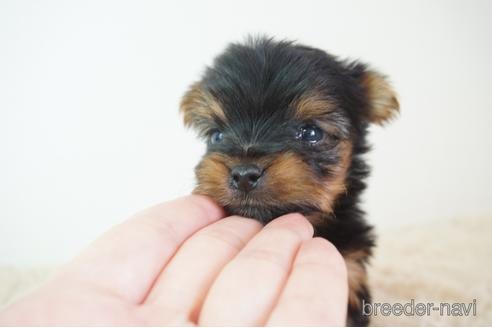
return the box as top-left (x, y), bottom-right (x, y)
top-left (209, 129), bottom-right (224, 144)
top-left (296, 125), bottom-right (324, 144)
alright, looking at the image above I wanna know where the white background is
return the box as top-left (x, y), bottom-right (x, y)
top-left (1, 0), bottom-right (491, 266)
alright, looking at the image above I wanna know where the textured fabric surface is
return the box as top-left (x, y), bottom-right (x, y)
top-left (1, 217), bottom-right (491, 326)
top-left (369, 217), bottom-right (491, 326)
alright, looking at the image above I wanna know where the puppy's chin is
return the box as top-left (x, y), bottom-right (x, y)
top-left (223, 202), bottom-right (321, 224)
top-left (224, 205), bottom-right (279, 224)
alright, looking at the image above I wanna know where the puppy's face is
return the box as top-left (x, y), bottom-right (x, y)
top-left (181, 39), bottom-right (398, 223)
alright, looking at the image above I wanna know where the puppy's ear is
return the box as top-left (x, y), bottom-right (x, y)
top-left (358, 68), bottom-right (400, 125)
top-left (180, 82), bottom-right (225, 133)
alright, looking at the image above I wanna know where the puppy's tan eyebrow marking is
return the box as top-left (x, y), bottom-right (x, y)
top-left (180, 83), bottom-right (226, 127)
top-left (292, 92), bottom-right (337, 120)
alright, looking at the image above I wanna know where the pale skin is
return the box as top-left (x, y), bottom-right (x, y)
top-left (0, 195), bottom-right (348, 326)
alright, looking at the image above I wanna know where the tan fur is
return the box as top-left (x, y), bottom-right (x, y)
top-left (293, 92), bottom-right (336, 120)
top-left (194, 142), bottom-right (352, 224)
top-left (303, 141), bottom-right (352, 224)
top-left (361, 71), bottom-right (400, 124)
top-left (180, 83), bottom-right (226, 131)
top-left (324, 141), bottom-right (352, 203)
top-left (194, 153), bottom-right (234, 205)
top-left (265, 152), bottom-right (329, 210)
top-left (343, 249), bottom-right (370, 310)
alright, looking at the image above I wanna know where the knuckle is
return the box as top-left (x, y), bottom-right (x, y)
top-left (140, 219), bottom-right (182, 248)
top-left (186, 194), bottom-right (223, 217)
top-left (240, 247), bottom-right (289, 271)
top-left (265, 224), bottom-right (309, 244)
top-left (299, 238), bottom-right (347, 279)
top-left (312, 237), bottom-right (339, 254)
top-left (267, 213), bottom-right (314, 239)
top-left (313, 238), bottom-right (347, 278)
top-left (197, 225), bottom-right (248, 252)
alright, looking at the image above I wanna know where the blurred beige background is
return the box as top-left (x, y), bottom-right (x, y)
top-left (1, 0), bottom-right (491, 266)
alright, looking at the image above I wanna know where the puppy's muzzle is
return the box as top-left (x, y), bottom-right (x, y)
top-left (230, 164), bottom-right (263, 192)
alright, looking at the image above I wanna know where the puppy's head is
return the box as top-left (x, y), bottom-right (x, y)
top-left (181, 37), bottom-right (399, 223)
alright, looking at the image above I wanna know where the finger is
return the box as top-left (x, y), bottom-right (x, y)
top-left (266, 237), bottom-right (348, 326)
top-left (141, 216), bottom-right (262, 324)
top-left (198, 213), bottom-right (313, 326)
top-left (58, 195), bottom-right (225, 304)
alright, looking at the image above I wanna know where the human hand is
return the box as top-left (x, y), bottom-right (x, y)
top-left (0, 195), bottom-right (348, 326)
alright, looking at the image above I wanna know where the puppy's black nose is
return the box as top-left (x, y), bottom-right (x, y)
top-left (230, 164), bottom-right (263, 192)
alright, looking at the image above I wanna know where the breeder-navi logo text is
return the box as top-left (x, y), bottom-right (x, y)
top-left (362, 299), bottom-right (477, 317)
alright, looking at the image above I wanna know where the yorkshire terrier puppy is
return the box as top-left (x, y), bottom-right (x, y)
top-left (180, 36), bottom-right (399, 326)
